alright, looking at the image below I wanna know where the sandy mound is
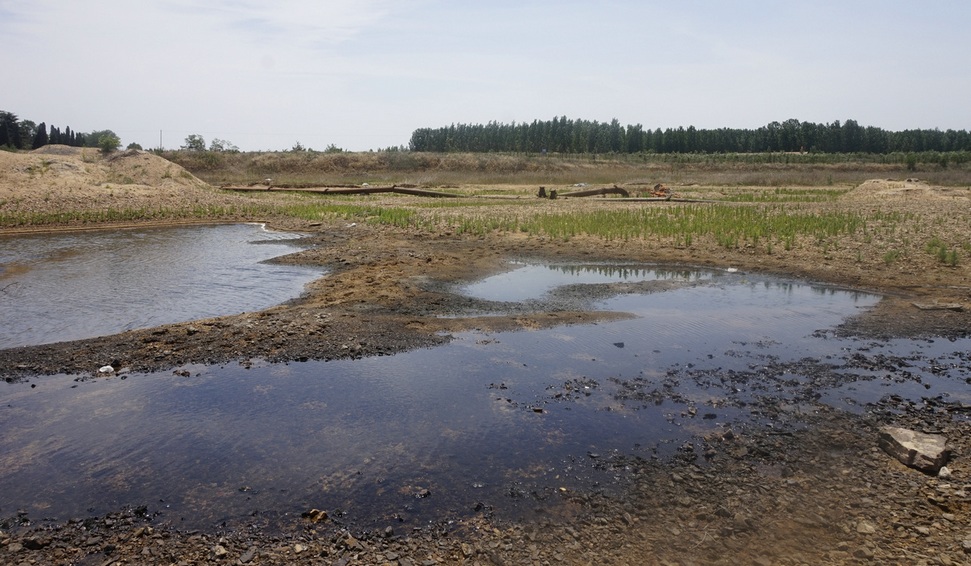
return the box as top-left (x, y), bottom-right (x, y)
top-left (30, 145), bottom-right (96, 158)
top-left (101, 148), bottom-right (211, 191)
top-left (844, 178), bottom-right (970, 202)
top-left (0, 146), bottom-right (232, 217)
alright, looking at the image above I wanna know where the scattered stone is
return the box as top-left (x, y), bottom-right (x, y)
top-left (878, 426), bottom-right (950, 474)
top-left (239, 546), bottom-right (257, 563)
top-left (211, 544), bottom-right (228, 558)
top-left (938, 466), bottom-right (952, 479)
top-left (343, 535), bottom-right (363, 551)
top-left (293, 543), bottom-right (305, 554)
top-left (301, 508), bottom-right (328, 523)
top-left (856, 520), bottom-right (877, 534)
top-left (22, 537), bottom-right (47, 550)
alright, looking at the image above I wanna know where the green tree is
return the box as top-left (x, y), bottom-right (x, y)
top-left (86, 129), bottom-right (119, 148)
top-left (842, 119), bottom-right (864, 152)
top-left (127, 142), bottom-right (143, 150)
top-left (182, 134), bottom-right (206, 151)
top-left (98, 132), bottom-right (121, 155)
top-left (0, 111), bottom-right (23, 149)
top-left (209, 138), bottom-right (238, 152)
top-left (406, 118), bottom-right (971, 155)
top-left (19, 119), bottom-right (36, 149)
top-left (32, 122), bottom-right (49, 149)
top-left (906, 153), bottom-right (918, 171)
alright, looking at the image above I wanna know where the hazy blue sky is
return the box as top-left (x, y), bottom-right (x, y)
top-left (3, 1), bottom-right (969, 151)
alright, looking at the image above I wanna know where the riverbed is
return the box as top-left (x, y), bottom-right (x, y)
top-left (4, 261), bottom-right (967, 535)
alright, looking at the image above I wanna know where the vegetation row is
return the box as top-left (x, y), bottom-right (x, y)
top-left (409, 117), bottom-right (971, 155)
top-left (0, 110), bottom-right (120, 153)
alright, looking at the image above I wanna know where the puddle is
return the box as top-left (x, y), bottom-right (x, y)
top-left (458, 262), bottom-right (712, 302)
top-left (0, 224), bottom-right (324, 348)
top-left (2, 265), bottom-right (969, 533)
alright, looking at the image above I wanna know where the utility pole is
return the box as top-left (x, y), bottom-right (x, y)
top-left (159, 130), bottom-right (162, 151)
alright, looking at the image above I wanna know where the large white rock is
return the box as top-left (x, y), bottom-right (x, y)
top-left (878, 426), bottom-right (950, 474)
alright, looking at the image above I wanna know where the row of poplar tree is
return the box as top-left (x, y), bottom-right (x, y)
top-left (0, 110), bottom-right (108, 150)
top-left (409, 117), bottom-right (971, 155)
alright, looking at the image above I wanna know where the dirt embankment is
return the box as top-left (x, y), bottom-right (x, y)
top-left (0, 146), bottom-right (264, 230)
top-left (1, 146), bottom-right (200, 205)
top-left (2, 149), bottom-right (971, 565)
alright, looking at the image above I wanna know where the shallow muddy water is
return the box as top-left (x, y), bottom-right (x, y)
top-left (2, 266), bottom-right (969, 533)
top-left (0, 224), bottom-right (322, 348)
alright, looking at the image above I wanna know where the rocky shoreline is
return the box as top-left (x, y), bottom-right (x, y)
top-left (2, 402), bottom-right (968, 565)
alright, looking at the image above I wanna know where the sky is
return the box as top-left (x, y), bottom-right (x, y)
top-left (3, 0), bottom-right (970, 152)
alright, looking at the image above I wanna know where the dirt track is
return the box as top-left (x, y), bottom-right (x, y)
top-left (2, 148), bottom-right (971, 564)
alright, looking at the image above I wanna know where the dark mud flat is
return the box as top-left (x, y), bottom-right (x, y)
top-left (3, 262), bottom-right (971, 565)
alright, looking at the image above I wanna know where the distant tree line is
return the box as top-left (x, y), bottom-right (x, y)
top-left (409, 117), bottom-right (971, 154)
top-left (0, 110), bottom-right (117, 151)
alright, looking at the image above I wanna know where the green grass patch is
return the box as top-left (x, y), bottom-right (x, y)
top-left (717, 187), bottom-right (850, 203)
top-left (926, 236), bottom-right (960, 266)
top-left (883, 249), bottom-right (902, 265)
top-left (0, 203), bottom-right (280, 228)
top-left (280, 199), bottom-right (889, 251)
top-left (510, 205), bottom-right (868, 247)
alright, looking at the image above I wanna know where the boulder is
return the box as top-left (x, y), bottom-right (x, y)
top-left (878, 426), bottom-right (950, 474)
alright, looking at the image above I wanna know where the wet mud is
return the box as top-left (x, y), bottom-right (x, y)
top-left (2, 220), bottom-right (971, 565)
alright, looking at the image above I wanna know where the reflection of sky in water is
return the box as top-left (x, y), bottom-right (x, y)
top-left (459, 262), bottom-right (712, 302)
top-left (0, 224), bottom-right (324, 348)
top-left (597, 277), bottom-right (879, 352)
top-left (1, 267), bottom-right (967, 533)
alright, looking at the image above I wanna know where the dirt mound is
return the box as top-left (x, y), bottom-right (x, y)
top-left (844, 178), bottom-right (970, 202)
top-left (30, 144), bottom-right (95, 158)
top-left (101, 148), bottom-right (211, 191)
top-left (0, 147), bottom-right (239, 220)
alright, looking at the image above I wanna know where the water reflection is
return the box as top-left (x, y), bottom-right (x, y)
top-left (0, 224), bottom-right (324, 348)
top-left (2, 264), bottom-right (967, 533)
top-left (458, 262), bottom-right (712, 302)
